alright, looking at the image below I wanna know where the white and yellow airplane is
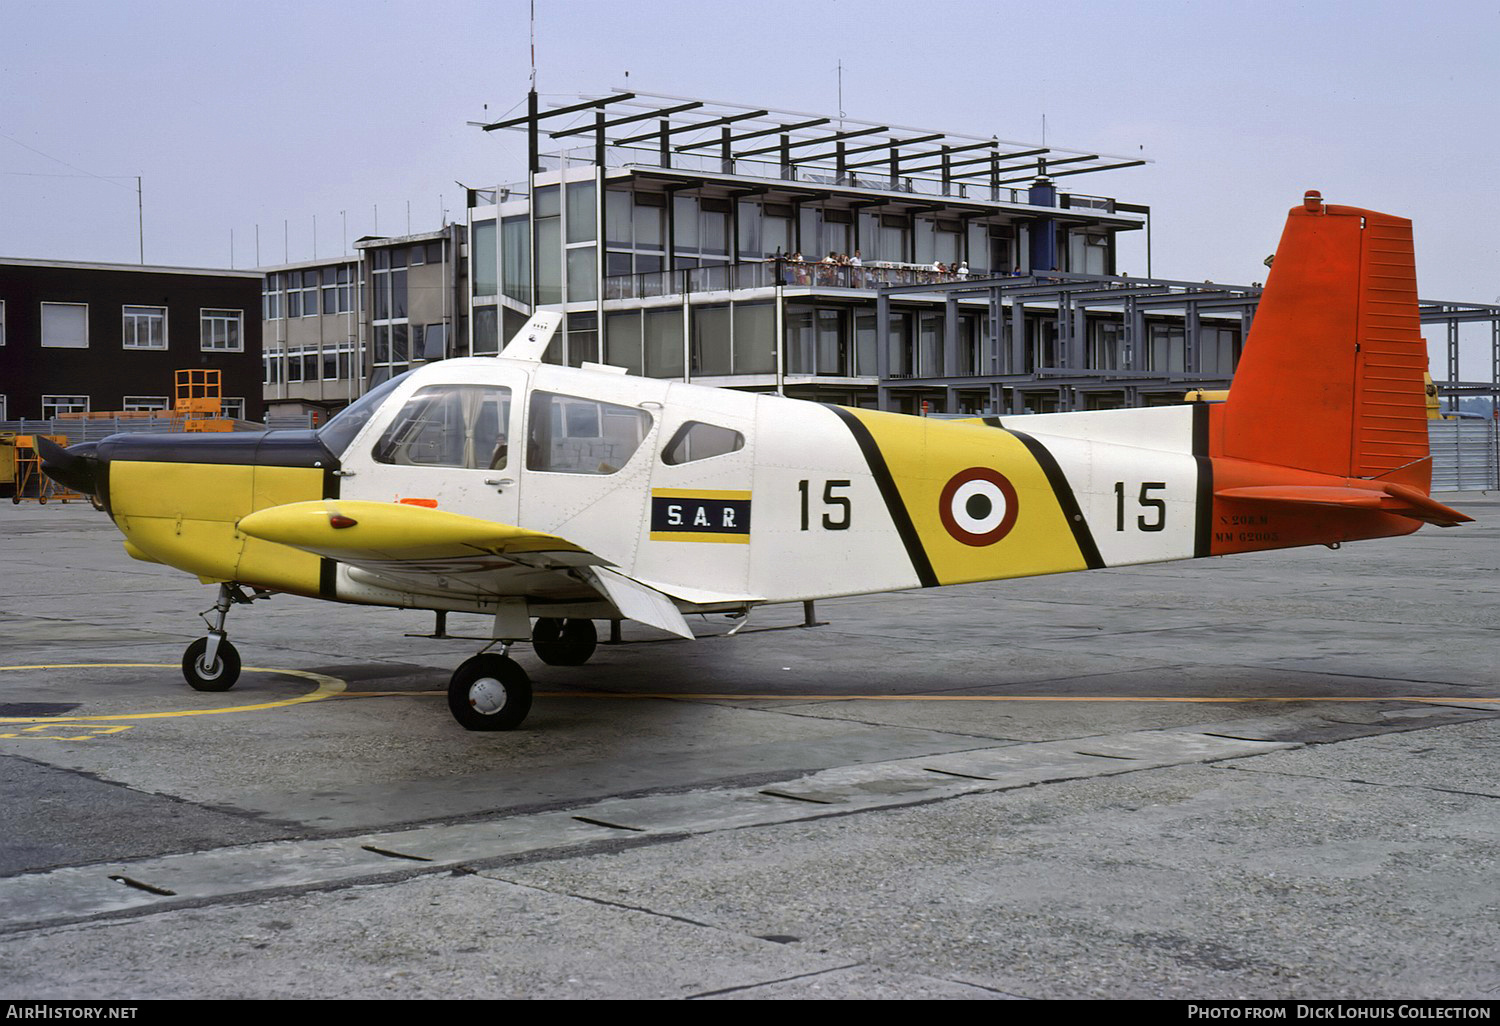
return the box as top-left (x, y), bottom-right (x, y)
top-left (41, 192), bottom-right (1470, 731)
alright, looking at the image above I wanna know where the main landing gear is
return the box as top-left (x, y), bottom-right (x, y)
top-left (530, 617), bottom-right (597, 666)
top-left (447, 647), bottom-right (533, 731)
top-left (445, 617), bottom-right (599, 731)
top-left (181, 583), bottom-right (262, 692)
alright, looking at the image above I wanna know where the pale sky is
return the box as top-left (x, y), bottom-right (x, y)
top-left (4, 0), bottom-right (1497, 376)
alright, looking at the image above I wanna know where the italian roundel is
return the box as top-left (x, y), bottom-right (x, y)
top-left (938, 468), bottom-right (1019, 546)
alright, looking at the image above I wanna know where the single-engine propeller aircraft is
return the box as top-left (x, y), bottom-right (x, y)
top-left (41, 192), bottom-right (1471, 730)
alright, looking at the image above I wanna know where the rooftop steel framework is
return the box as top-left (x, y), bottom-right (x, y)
top-left (480, 89), bottom-right (1150, 194)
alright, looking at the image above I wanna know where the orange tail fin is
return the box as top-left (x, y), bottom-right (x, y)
top-left (1220, 191), bottom-right (1431, 490)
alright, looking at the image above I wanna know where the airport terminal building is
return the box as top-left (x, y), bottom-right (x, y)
top-left (247, 90), bottom-right (1498, 434)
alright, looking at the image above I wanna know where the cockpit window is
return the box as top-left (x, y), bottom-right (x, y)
top-left (318, 370), bottom-right (413, 458)
top-left (661, 421), bottom-right (745, 465)
top-left (526, 391), bottom-right (652, 475)
top-left (373, 385), bottom-right (512, 469)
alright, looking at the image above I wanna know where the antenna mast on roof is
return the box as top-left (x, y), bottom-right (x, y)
top-left (837, 59), bottom-right (845, 132)
top-left (530, 0), bottom-right (537, 91)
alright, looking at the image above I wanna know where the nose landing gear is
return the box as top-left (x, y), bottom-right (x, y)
top-left (181, 583), bottom-right (263, 692)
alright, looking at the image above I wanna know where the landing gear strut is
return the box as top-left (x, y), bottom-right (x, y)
top-left (447, 648), bottom-right (533, 731)
top-left (181, 583), bottom-right (260, 692)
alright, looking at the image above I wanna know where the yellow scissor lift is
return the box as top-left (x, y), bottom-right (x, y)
top-left (6, 434), bottom-right (86, 504)
top-left (173, 369), bottom-right (234, 433)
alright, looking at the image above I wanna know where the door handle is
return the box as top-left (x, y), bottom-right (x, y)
top-left (484, 478), bottom-right (515, 492)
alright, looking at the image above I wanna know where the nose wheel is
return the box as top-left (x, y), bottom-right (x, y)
top-left (180, 583), bottom-right (260, 692)
top-left (448, 652), bottom-right (533, 731)
top-left (182, 636), bottom-right (241, 692)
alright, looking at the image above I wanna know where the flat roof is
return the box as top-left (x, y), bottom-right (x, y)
top-left (0, 256), bottom-right (261, 279)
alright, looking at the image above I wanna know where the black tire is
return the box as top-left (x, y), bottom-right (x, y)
top-left (447, 654), bottom-right (532, 731)
top-left (531, 617), bottom-right (598, 666)
top-left (182, 637), bottom-right (241, 692)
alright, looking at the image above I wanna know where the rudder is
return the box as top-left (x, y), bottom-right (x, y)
top-left (1221, 191), bottom-right (1431, 490)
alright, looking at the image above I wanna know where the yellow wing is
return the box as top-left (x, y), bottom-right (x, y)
top-left (236, 499), bottom-right (610, 602)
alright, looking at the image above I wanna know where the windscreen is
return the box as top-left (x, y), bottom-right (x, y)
top-left (316, 370), bottom-right (413, 458)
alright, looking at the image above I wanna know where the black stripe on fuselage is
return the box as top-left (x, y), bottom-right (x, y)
top-left (1192, 403), bottom-right (1214, 559)
top-left (823, 405), bottom-right (939, 588)
top-left (94, 430), bottom-right (337, 469)
top-left (986, 421), bottom-right (1106, 571)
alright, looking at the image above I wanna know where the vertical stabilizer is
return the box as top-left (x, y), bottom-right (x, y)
top-left (1221, 192), bottom-right (1430, 488)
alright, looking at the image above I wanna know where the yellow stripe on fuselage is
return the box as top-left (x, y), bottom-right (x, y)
top-left (840, 409), bottom-right (1088, 585)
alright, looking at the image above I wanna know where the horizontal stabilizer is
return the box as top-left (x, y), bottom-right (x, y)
top-left (1216, 484), bottom-right (1472, 527)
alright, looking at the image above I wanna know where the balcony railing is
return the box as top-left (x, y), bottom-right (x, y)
top-left (604, 258), bottom-right (993, 301)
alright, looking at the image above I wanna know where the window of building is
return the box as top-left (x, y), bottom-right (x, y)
top-left (374, 384), bottom-right (512, 469)
top-left (41, 302), bottom-right (89, 348)
top-left (605, 311), bottom-right (642, 375)
top-left (200, 309), bottom-right (243, 351)
top-left (0, 395), bottom-right (7, 419)
top-left (123, 396), bottom-right (169, 412)
top-left (474, 217), bottom-right (498, 294)
top-left (691, 304), bottom-right (731, 376)
top-left (264, 354), bottom-right (282, 385)
top-left (221, 398), bottom-right (245, 421)
top-left (1087, 321), bottom-right (1123, 371)
top-left (499, 216), bottom-right (528, 303)
top-left (469, 306), bottom-right (498, 356)
top-left (1199, 325), bottom-right (1240, 375)
top-left (320, 266), bottom-right (352, 315)
top-left (785, 304), bottom-right (850, 376)
top-left (566, 312), bottom-right (597, 368)
top-left (567, 180), bottom-right (596, 244)
top-left (533, 186), bottom-right (562, 305)
top-left (567, 247), bottom-right (597, 303)
top-left (42, 395), bottom-right (90, 418)
top-left (1, 300), bottom-right (6, 345)
top-left (661, 421), bottom-right (744, 465)
top-left (733, 302), bottom-right (775, 375)
top-left (527, 391), bottom-right (651, 475)
top-left (122, 305), bottom-right (167, 349)
top-left (1146, 322), bottom-right (1185, 373)
top-left (263, 274), bottom-right (283, 320)
top-left (421, 324), bottom-right (447, 361)
top-left (644, 307), bottom-right (684, 379)
top-left (877, 214), bottom-right (910, 264)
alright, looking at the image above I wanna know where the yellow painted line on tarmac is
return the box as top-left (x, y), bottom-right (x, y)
top-left (0, 663), bottom-right (346, 724)
top-left (336, 690), bottom-right (1497, 704)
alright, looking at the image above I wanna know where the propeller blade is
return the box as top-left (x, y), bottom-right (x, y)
top-left (36, 437), bottom-right (101, 496)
